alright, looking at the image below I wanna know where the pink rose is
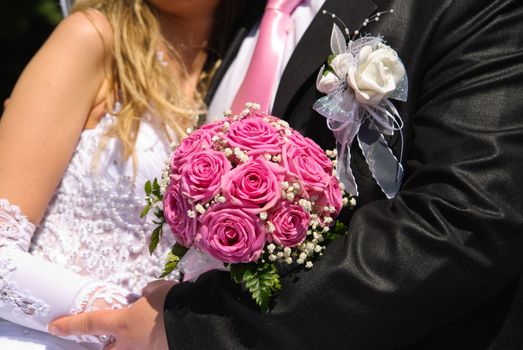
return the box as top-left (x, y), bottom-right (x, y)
top-left (222, 158), bottom-right (285, 214)
top-left (199, 204), bottom-right (267, 263)
top-left (199, 118), bottom-right (227, 133)
top-left (288, 132), bottom-right (333, 173)
top-left (163, 183), bottom-right (197, 247)
top-left (225, 115), bottom-right (282, 155)
top-left (269, 202), bottom-right (310, 247)
top-left (180, 150), bottom-right (231, 203)
top-left (315, 175), bottom-right (344, 216)
top-left (170, 129), bottom-right (213, 174)
top-left (282, 143), bottom-right (330, 195)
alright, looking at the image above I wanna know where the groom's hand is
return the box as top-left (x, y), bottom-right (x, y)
top-left (49, 280), bottom-right (176, 350)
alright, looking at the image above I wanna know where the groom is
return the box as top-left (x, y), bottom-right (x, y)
top-left (51, 0), bottom-right (523, 348)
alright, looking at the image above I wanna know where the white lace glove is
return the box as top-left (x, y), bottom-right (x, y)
top-left (0, 198), bottom-right (130, 344)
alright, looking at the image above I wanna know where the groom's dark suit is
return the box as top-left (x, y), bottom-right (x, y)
top-left (164, 0), bottom-right (523, 348)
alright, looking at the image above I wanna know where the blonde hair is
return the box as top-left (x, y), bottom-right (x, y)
top-left (71, 0), bottom-right (201, 161)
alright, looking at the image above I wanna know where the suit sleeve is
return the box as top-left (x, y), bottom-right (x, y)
top-left (163, 1), bottom-right (523, 348)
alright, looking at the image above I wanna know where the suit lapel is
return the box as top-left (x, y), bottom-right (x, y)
top-left (272, 0), bottom-right (377, 117)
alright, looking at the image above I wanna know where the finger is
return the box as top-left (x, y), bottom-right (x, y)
top-left (49, 309), bottom-right (123, 337)
top-left (103, 339), bottom-right (117, 350)
top-left (142, 279), bottom-right (176, 297)
top-left (141, 280), bottom-right (165, 296)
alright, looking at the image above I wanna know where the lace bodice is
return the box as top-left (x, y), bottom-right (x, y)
top-left (0, 112), bottom-right (176, 346)
top-left (30, 114), bottom-right (176, 294)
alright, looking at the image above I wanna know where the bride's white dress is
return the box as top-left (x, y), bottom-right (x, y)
top-left (0, 112), bottom-right (175, 349)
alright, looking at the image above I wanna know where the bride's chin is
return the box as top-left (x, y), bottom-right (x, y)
top-left (147, 0), bottom-right (221, 18)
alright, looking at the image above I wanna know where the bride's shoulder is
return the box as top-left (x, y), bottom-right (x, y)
top-left (51, 9), bottom-right (114, 58)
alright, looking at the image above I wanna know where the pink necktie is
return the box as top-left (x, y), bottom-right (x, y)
top-left (231, 0), bottom-right (303, 114)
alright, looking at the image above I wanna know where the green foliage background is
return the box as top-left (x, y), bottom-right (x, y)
top-left (0, 1), bottom-right (62, 106)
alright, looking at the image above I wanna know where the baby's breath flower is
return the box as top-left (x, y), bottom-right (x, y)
top-left (283, 247), bottom-right (292, 257)
top-left (195, 204), bottom-right (205, 214)
top-left (299, 199), bottom-right (312, 212)
top-left (306, 242), bottom-right (315, 253)
top-left (278, 120), bottom-right (290, 128)
top-left (187, 210), bottom-right (196, 219)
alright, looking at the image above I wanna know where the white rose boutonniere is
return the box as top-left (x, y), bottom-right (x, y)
top-left (313, 10), bottom-right (408, 199)
top-left (317, 71), bottom-right (342, 94)
top-left (348, 44), bottom-right (405, 106)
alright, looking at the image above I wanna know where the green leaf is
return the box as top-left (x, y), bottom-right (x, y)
top-left (230, 263), bottom-right (251, 284)
top-left (154, 209), bottom-right (164, 220)
top-left (145, 180), bottom-right (152, 196)
top-left (152, 178), bottom-right (162, 197)
top-left (230, 263), bottom-right (281, 313)
top-left (149, 225), bottom-right (163, 255)
top-left (140, 204), bottom-right (151, 218)
top-left (171, 243), bottom-right (189, 257)
top-left (324, 220), bottom-right (348, 243)
top-left (158, 244), bottom-right (189, 278)
top-left (158, 250), bottom-right (180, 278)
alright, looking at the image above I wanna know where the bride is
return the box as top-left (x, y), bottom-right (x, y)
top-left (0, 0), bottom-right (243, 348)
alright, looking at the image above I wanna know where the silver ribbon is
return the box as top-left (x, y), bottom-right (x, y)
top-left (313, 33), bottom-right (408, 198)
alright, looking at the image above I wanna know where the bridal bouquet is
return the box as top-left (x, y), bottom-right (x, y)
top-left (143, 104), bottom-right (353, 312)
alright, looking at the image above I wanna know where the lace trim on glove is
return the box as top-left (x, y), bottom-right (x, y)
top-left (68, 281), bottom-right (130, 344)
top-left (0, 199), bottom-right (36, 251)
top-left (0, 206), bottom-right (48, 319)
top-left (70, 281), bottom-right (129, 315)
top-left (0, 255), bottom-right (49, 318)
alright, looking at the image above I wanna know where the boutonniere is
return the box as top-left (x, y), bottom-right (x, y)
top-left (313, 10), bottom-right (408, 199)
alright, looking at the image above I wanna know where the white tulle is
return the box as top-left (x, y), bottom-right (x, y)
top-left (0, 113), bottom-right (175, 349)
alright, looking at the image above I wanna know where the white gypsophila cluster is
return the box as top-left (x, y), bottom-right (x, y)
top-left (159, 161), bottom-right (171, 194)
top-left (281, 181), bottom-right (302, 203)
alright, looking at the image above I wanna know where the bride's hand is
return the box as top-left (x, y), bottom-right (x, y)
top-left (49, 280), bottom-right (176, 350)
